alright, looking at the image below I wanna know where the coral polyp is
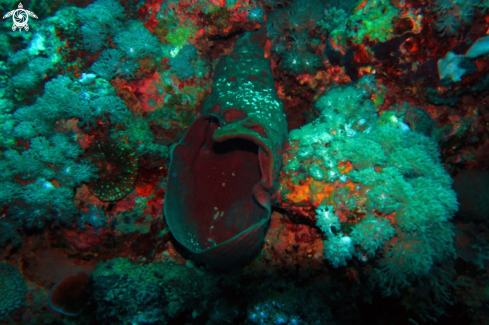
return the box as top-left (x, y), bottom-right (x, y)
top-left (87, 138), bottom-right (138, 202)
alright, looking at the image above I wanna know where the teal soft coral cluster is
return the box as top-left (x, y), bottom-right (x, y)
top-left (266, 0), bottom-right (324, 74)
top-left (283, 75), bottom-right (459, 296)
top-left (80, 0), bottom-right (160, 80)
top-left (91, 258), bottom-right (217, 324)
top-left (0, 263), bottom-right (27, 321)
top-left (0, 75), bottom-right (128, 227)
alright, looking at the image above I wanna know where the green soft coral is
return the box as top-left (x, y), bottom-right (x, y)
top-left (166, 26), bottom-right (194, 47)
top-left (330, 0), bottom-right (399, 44)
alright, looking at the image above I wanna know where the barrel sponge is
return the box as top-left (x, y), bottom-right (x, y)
top-left (165, 32), bottom-right (288, 269)
top-left (48, 272), bottom-right (90, 316)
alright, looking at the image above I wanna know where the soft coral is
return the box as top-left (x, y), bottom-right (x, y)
top-left (431, 0), bottom-right (484, 36)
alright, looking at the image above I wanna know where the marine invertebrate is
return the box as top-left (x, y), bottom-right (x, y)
top-left (248, 303), bottom-right (269, 324)
top-left (90, 20), bottom-right (161, 80)
top-left (1, 133), bottom-right (95, 227)
top-left (169, 44), bottom-right (199, 80)
top-left (431, 0), bottom-right (483, 36)
top-left (346, 0), bottom-right (399, 43)
top-left (267, 0), bottom-right (324, 74)
top-left (466, 35), bottom-right (489, 58)
top-left (91, 49), bottom-right (139, 80)
top-left (91, 258), bottom-right (215, 324)
top-left (87, 138), bottom-right (138, 202)
top-left (327, 0), bottom-right (422, 51)
top-left (247, 6), bottom-right (264, 23)
top-left (78, 203), bottom-right (108, 228)
top-left (0, 74), bottom-right (141, 226)
top-left (438, 51), bottom-right (468, 82)
top-left (0, 263), bottom-right (27, 321)
top-left (48, 272), bottom-right (90, 316)
top-left (114, 21), bottom-right (160, 60)
top-left (281, 75), bottom-right (458, 295)
top-left (79, 0), bottom-right (126, 51)
top-left (165, 32), bottom-right (288, 269)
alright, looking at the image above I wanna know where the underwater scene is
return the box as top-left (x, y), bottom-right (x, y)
top-left (0, 0), bottom-right (489, 324)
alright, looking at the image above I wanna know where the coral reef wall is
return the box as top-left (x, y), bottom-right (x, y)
top-left (0, 0), bottom-right (488, 324)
